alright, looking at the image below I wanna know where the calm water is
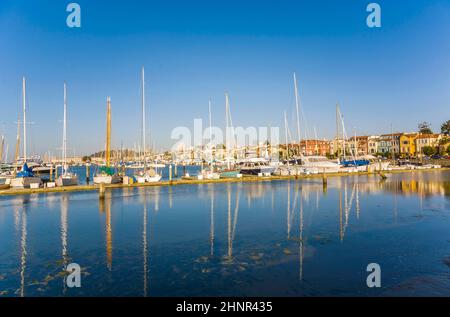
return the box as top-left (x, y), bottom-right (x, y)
top-left (0, 171), bottom-right (449, 297)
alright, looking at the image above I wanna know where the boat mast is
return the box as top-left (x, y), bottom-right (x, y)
top-left (106, 97), bottom-right (111, 167)
top-left (141, 67), bottom-right (146, 170)
top-left (208, 98), bottom-right (213, 167)
top-left (284, 111), bottom-right (290, 164)
top-left (15, 114), bottom-right (21, 163)
top-left (225, 92), bottom-right (230, 170)
top-left (22, 77), bottom-right (27, 163)
top-left (62, 82), bottom-right (67, 175)
top-left (293, 73), bottom-right (301, 146)
top-left (0, 136), bottom-right (4, 163)
top-left (336, 104), bottom-right (340, 162)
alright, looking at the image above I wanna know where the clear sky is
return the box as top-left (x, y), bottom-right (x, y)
top-left (0, 0), bottom-right (449, 157)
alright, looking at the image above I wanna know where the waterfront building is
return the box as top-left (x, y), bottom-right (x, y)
top-left (368, 136), bottom-right (380, 155)
top-left (378, 133), bottom-right (402, 156)
top-left (299, 139), bottom-right (331, 156)
top-left (399, 133), bottom-right (418, 157)
top-left (348, 136), bottom-right (369, 156)
top-left (415, 133), bottom-right (442, 156)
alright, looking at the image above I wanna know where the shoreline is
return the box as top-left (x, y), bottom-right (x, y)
top-left (1, 167), bottom-right (448, 197)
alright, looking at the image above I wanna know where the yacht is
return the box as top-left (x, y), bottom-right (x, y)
top-left (93, 97), bottom-right (122, 185)
top-left (301, 156), bottom-right (341, 174)
top-left (56, 83), bottom-right (78, 186)
top-left (239, 158), bottom-right (277, 176)
top-left (10, 77), bottom-right (42, 188)
top-left (134, 67), bottom-right (162, 183)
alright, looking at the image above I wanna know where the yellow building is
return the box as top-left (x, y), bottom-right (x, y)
top-left (399, 133), bottom-right (418, 157)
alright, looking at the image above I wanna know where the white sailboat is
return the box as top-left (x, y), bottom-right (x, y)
top-left (201, 99), bottom-right (220, 180)
top-left (56, 83), bottom-right (78, 186)
top-left (135, 67), bottom-right (162, 183)
top-left (10, 77), bottom-right (42, 188)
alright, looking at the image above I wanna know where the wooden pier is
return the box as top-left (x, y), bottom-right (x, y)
top-left (0, 167), bottom-right (448, 197)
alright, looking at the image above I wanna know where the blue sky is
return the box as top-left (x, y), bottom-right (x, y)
top-left (0, 0), bottom-right (449, 156)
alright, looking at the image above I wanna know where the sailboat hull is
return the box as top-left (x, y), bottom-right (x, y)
top-left (93, 175), bottom-right (121, 184)
top-left (56, 175), bottom-right (79, 187)
top-left (10, 177), bottom-right (42, 188)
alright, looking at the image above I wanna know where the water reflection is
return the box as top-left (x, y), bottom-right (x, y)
top-left (19, 204), bottom-right (27, 297)
top-left (0, 171), bottom-right (448, 297)
top-left (99, 195), bottom-right (113, 271)
top-left (61, 195), bottom-right (68, 294)
top-left (143, 195), bottom-right (148, 297)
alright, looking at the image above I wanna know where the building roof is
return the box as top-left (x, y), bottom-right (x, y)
top-left (416, 133), bottom-right (441, 139)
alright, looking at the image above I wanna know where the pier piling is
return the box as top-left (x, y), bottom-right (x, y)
top-left (86, 164), bottom-right (90, 185)
top-left (99, 183), bottom-right (105, 199)
top-left (169, 164), bottom-right (172, 182)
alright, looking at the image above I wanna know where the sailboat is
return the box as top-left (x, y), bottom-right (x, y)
top-left (218, 93), bottom-right (241, 178)
top-left (200, 99), bottom-right (220, 180)
top-left (134, 67), bottom-right (162, 183)
top-left (10, 77), bottom-right (42, 188)
top-left (93, 97), bottom-right (121, 184)
top-left (56, 83), bottom-right (78, 186)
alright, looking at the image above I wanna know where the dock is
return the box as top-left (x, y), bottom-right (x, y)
top-left (1, 167), bottom-right (448, 197)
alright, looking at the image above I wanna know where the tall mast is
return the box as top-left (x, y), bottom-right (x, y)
top-left (225, 92), bottom-right (230, 170)
top-left (284, 111), bottom-right (289, 164)
top-left (208, 99), bottom-right (213, 166)
top-left (336, 104), bottom-right (340, 161)
top-left (106, 97), bottom-right (111, 167)
top-left (390, 124), bottom-right (395, 160)
top-left (15, 115), bottom-right (21, 163)
top-left (293, 72), bottom-right (301, 144)
top-left (22, 77), bottom-right (27, 163)
top-left (62, 82), bottom-right (67, 174)
top-left (141, 67), bottom-right (146, 169)
top-left (0, 136), bottom-right (4, 163)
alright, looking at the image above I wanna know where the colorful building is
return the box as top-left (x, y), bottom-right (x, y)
top-left (378, 133), bottom-right (402, 156)
top-left (348, 136), bottom-right (369, 156)
top-left (299, 139), bottom-right (331, 156)
top-left (415, 134), bottom-right (442, 156)
top-left (368, 136), bottom-right (380, 155)
top-left (399, 133), bottom-right (418, 157)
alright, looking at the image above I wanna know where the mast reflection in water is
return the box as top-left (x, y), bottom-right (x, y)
top-left (0, 170), bottom-right (449, 296)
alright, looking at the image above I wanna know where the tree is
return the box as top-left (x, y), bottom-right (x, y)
top-left (447, 145), bottom-right (450, 156)
top-left (418, 122), bottom-right (433, 134)
top-left (441, 120), bottom-right (450, 136)
top-left (422, 146), bottom-right (436, 156)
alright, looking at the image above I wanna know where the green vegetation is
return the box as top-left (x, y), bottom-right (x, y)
top-left (418, 121), bottom-right (433, 134)
top-left (422, 146), bottom-right (436, 156)
top-left (441, 120), bottom-right (450, 135)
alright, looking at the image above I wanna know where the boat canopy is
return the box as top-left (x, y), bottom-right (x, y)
top-left (99, 166), bottom-right (115, 176)
top-left (16, 163), bottom-right (35, 177)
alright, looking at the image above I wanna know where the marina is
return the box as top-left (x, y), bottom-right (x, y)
top-left (0, 0), bottom-right (449, 302)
